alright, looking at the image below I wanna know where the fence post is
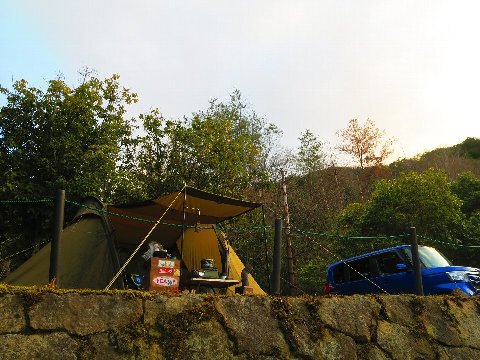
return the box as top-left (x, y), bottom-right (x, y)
top-left (410, 227), bottom-right (424, 295)
top-left (261, 205), bottom-right (271, 293)
top-left (49, 189), bottom-right (65, 286)
top-left (271, 218), bottom-right (282, 295)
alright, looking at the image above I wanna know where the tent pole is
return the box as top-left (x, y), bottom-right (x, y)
top-left (262, 204), bottom-right (271, 293)
top-left (49, 189), bottom-right (65, 287)
top-left (180, 185), bottom-right (187, 284)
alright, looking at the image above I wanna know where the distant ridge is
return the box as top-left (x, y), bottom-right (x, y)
top-left (419, 137), bottom-right (480, 160)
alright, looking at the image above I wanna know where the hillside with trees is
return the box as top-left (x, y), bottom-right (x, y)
top-left (1, 73), bottom-right (480, 294)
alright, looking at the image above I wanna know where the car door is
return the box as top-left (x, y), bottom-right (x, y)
top-left (343, 257), bottom-right (379, 294)
top-left (370, 251), bottom-right (415, 294)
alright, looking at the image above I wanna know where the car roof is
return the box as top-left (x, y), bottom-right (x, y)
top-left (327, 244), bottom-right (413, 269)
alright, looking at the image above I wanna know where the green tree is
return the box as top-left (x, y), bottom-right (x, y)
top-left (0, 74), bottom-right (137, 202)
top-left (456, 137), bottom-right (480, 159)
top-left (123, 108), bottom-right (170, 200)
top-left (295, 130), bottom-right (325, 175)
top-left (451, 172), bottom-right (480, 216)
top-left (135, 90), bottom-right (277, 198)
top-left (339, 169), bottom-right (464, 241)
top-left (450, 173), bottom-right (480, 263)
top-left (463, 211), bottom-right (480, 242)
top-left (0, 74), bottom-right (139, 267)
top-left (287, 130), bottom-right (333, 231)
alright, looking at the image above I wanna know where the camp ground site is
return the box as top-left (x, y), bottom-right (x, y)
top-left (3, 186), bottom-right (265, 295)
top-left (2, 187), bottom-right (480, 359)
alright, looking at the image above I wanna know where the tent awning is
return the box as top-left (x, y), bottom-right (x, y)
top-left (107, 186), bottom-right (261, 248)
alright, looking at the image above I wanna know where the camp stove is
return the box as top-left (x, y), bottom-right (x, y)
top-left (199, 258), bottom-right (219, 279)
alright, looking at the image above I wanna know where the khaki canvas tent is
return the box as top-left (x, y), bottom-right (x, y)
top-left (4, 187), bottom-right (266, 295)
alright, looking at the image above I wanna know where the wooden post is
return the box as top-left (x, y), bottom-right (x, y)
top-left (271, 218), bottom-right (282, 295)
top-left (282, 173), bottom-right (296, 294)
top-left (410, 227), bottom-right (424, 295)
top-left (49, 189), bottom-right (65, 286)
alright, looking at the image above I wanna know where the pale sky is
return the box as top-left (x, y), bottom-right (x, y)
top-left (1, 1), bottom-right (479, 160)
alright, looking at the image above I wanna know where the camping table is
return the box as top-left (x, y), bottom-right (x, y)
top-left (186, 278), bottom-right (240, 294)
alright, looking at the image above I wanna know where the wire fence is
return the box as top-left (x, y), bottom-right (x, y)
top-left (2, 197), bottom-right (480, 294)
top-left (2, 198), bottom-right (480, 248)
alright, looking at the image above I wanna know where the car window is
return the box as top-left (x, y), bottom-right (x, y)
top-left (376, 251), bottom-right (405, 274)
top-left (402, 246), bottom-right (451, 268)
top-left (347, 258), bottom-right (371, 281)
top-left (419, 247), bottom-right (451, 268)
top-left (333, 264), bottom-right (345, 283)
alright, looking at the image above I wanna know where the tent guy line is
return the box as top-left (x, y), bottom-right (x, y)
top-left (104, 187), bottom-right (185, 290)
top-left (0, 239), bottom-right (49, 262)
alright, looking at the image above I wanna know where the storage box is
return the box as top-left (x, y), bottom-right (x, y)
top-left (149, 257), bottom-right (180, 292)
top-left (243, 286), bottom-right (254, 294)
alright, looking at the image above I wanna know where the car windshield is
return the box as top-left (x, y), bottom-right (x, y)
top-left (403, 246), bottom-right (451, 268)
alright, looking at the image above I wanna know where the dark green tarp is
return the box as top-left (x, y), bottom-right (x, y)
top-left (4, 198), bottom-right (122, 289)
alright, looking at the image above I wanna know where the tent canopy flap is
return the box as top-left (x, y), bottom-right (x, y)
top-left (107, 186), bottom-right (261, 248)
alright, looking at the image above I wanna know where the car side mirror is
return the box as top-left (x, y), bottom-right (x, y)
top-left (395, 263), bottom-right (408, 271)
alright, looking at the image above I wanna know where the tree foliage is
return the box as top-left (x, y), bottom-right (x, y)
top-left (0, 74), bottom-right (140, 268)
top-left (451, 172), bottom-right (480, 216)
top-left (134, 90), bottom-right (278, 198)
top-left (337, 118), bottom-right (394, 169)
top-left (295, 130), bottom-right (325, 175)
top-left (456, 137), bottom-right (480, 160)
top-left (0, 75), bottom-right (137, 202)
top-left (339, 169), bottom-right (464, 241)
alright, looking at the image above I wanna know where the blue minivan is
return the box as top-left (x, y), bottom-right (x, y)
top-left (323, 245), bottom-right (480, 296)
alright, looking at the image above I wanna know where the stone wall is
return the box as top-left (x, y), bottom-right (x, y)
top-left (1, 287), bottom-right (480, 359)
